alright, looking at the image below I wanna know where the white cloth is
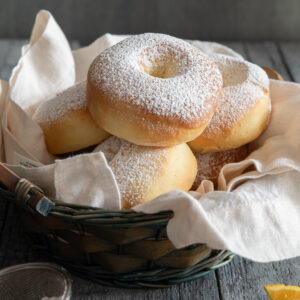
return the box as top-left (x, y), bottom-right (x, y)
top-left (7, 152), bottom-right (121, 210)
top-left (1, 10), bottom-right (121, 209)
top-left (0, 10), bottom-right (299, 262)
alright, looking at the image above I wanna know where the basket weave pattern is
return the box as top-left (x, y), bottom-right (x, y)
top-left (0, 165), bottom-right (233, 288)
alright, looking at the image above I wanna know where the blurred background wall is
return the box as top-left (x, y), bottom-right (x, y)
top-left (0, 0), bottom-right (300, 43)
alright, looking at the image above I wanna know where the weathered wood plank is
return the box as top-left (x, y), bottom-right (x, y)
top-left (71, 272), bottom-right (220, 300)
top-left (217, 256), bottom-right (300, 300)
top-left (279, 42), bottom-right (300, 83)
top-left (245, 41), bottom-right (291, 81)
top-left (5, 40), bottom-right (26, 66)
top-left (0, 40), bottom-right (12, 80)
top-left (222, 41), bottom-right (247, 59)
top-left (0, 40), bottom-right (27, 80)
top-left (0, 204), bottom-right (44, 268)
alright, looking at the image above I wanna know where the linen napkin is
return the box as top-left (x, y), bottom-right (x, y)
top-left (135, 80), bottom-right (300, 262)
top-left (0, 10), bottom-right (299, 262)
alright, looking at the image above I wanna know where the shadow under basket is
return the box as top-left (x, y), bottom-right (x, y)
top-left (0, 163), bottom-right (234, 288)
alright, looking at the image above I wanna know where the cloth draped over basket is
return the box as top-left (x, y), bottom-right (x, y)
top-left (0, 10), bottom-right (299, 263)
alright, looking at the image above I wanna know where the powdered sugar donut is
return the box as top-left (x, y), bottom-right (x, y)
top-left (192, 145), bottom-right (248, 190)
top-left (87, 33), bottom-right (223, 147)
top-left (95, 136), bottom-right (197, 209)
top-left (33, 81), bottom-right (110, 154)
top-left (189, 55), bottom-right (270, 153)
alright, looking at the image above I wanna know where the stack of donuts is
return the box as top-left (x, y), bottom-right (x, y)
top-left (33, 33), bottom-right (270, 209)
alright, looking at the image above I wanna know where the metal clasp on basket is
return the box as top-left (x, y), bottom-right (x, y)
top-left (14, 178), bottom-right (55, 216)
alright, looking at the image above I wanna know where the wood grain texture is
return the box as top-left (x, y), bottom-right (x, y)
top-left (1, 0), bottom-right (300, 42)
top-left (71, 273), bottom-right (220, 299)
top-left (245, 42), bottom-right (291, 81)
top-left (279, 42), bottom-right (300, 83)
top-left (217, 256), bottom-right (300, 300)
top-left (0, 40), bottom-right (26, 81)
top-left (0, 40), bottom-right (12, 80)
top-left (0, 204), bottom-right (44, 268)
top-left (222, 41), bottom-right (247, 59)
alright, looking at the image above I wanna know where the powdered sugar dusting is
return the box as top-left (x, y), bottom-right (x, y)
top-left (33, 81), bottom-right (87, 125)
top-left (88, 33), bottom-right (222, 124)
top-left (201, 55), bottom-right (269, 136)
top-left (203, 83), bottom-right (265, 136)
top-left (192, 146), bottom-right (248, 189)
top-left (247, 62), bottom-right (270, 91)
top-left (108, 139), bottom-right (168, 208)
top-left (94, 136), bottom-right (168, 208)
top-left (93, 136), bottom-right (124, 162)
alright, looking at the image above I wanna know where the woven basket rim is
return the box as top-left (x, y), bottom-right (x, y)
top-left (0, 173), bottom-right (235, 288)
top-left (0, 182), bottom-right (174, 227)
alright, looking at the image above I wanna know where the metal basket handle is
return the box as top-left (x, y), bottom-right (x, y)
top-left (0, 163), bottom-right (54, 216)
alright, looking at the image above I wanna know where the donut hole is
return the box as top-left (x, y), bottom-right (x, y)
top-left (139, 57), bottom-right (179, 79)
top-left (137, 45), bottom-right (189, 79)
top-left (217, 59), bottom-right (248, 87)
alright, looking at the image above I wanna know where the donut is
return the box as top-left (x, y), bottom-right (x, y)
top-left (95, 136), bottom-right (197, 209)
top-left (192, 145), bottom-right (248, 190)
top-left (188, 55), bottom-right (270, 153)
top-left (33, 81), bottom-right (110, 154)
top-left (87, 33), bottom-right (223, 147)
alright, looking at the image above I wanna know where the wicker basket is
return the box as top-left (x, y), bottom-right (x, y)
top-left (0, 162), bottom-right (233, 288)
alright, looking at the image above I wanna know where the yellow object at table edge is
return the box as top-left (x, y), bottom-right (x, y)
top-left (264, 283), bottom-right (300, 300)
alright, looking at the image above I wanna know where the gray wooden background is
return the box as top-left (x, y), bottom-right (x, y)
top-left (1, 0), bottom-right (300, 43)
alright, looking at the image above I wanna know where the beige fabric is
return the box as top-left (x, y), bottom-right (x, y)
top-left (0, 10), bottom-right (299, 261)
top-left (1, 10), bottom-right (120, 209)
top-left (135, 80), bottom-right (300, 262)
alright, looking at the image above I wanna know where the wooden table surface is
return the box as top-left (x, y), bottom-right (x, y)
top-left (0, 39), bottom-right (299, 300)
